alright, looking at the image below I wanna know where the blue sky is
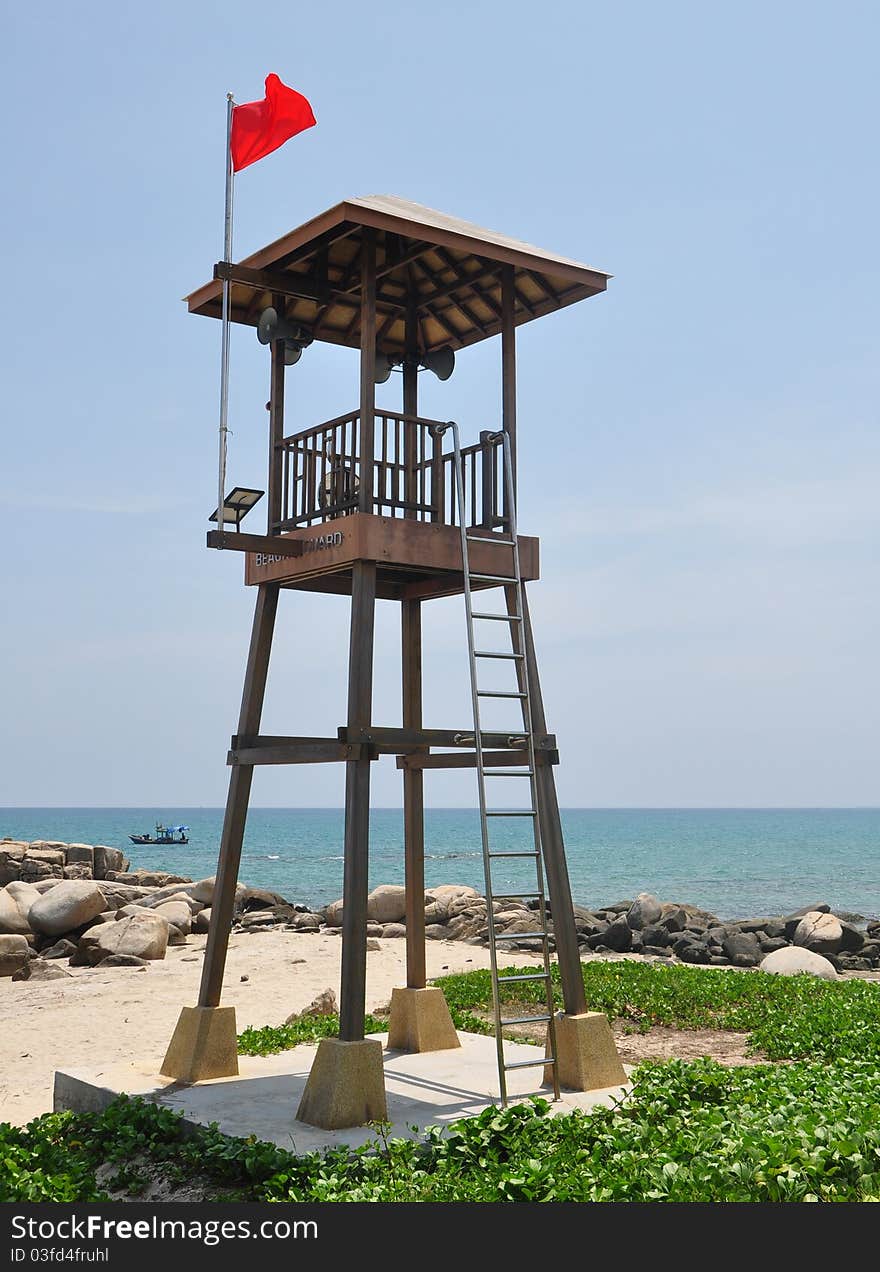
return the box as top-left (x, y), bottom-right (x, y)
top-left (2, 1), bottom-right (878, 807)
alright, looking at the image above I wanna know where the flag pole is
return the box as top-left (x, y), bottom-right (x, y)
top-left (217, 92), bottom-right (235, 547)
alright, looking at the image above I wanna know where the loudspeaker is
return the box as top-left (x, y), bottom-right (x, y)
top-left (422, 346), bottom-right (455, 381)
top-left (256, 308), bottom-right (312, 365)
top-left (374, 354), bottom-right (395, 384)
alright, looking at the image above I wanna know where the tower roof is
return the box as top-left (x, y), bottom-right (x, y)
top-left (186, 194), bottom-right (610, 356)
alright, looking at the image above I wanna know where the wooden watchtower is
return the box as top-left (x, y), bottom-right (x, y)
top-left (162, 196), bottom-right (626, 1126)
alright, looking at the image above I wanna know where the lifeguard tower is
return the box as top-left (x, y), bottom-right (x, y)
top-left (162, 195), bottom-right (625, 1128)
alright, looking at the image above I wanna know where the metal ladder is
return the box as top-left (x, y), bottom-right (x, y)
top-left (446, 421), bottom-right (559, 1106)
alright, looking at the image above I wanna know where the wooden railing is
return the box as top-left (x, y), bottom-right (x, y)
top-left (276, 410), bottom-right (507, 532)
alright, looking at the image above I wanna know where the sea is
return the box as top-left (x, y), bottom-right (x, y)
top-left (2, 808), bottom-right (878, 923)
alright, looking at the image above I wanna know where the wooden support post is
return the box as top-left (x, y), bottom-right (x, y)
top-left (402, 598), bottom-right (426, 988)
top-left (358, 230), bottom-right (377, 514)
top-left (267, 296), bottom-right (286, 533)
top-left (505, 582), bottom-right (587, 1017)
top-left (501, 264), bottom-right (517, 514)
top-left (198, 582), bottom-right (280, 1008)
top-left (339, 560), bottom-right (377, 1040)
top-left (403, 298), bottom-right (419, 518)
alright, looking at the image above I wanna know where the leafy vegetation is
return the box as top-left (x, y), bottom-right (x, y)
top-left (4, 1059), bottom-right (880, 1202)
top-left (238, 1012), bottom-right (388, 1056)
top-left (436, 960), bottom-right (880, 1061)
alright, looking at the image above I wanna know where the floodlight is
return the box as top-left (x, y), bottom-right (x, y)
top-left (208, 486), bottom-right (265, 529)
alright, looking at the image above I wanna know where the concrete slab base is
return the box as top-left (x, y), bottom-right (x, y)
top-left (295, 1037), bottom-right (387, 1130)
top-left (55, 1032), bottom-right (632, 1156)
top-left (160, 1006), bottom-right (239, 1083)
top-left (386, 986), bottom-right (461, 1053)
top-left (545, 1011), bottom-right (628, 1090)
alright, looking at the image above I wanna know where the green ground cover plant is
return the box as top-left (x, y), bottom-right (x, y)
top-left (3, 1059), bottom-right (880, 1202)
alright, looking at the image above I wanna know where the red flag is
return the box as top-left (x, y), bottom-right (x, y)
top-left (230, 74), bottom-right (316, 172)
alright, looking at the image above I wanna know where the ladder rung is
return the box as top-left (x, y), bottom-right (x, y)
top-left (494, 931), bottom-right (546, 941)
top-left (472, 612), bottom-right (522, 623)
top-left (493, 892), bottom-right (541, 900)
top-left (466, 535), bottom-right (515, 545)
top-left (489, 850), bottom-right (539, 858)
top-left (483, 768), bottom-right (534, 776)
top-left (504, 1056), bottom-right (554, 1072)
top-left (497, 972), bottom-right (550, 984)
top-left (477, 690), bottom-right (527, 698)
top-left (500, 1013), bottom-right (552, 1026)
top-left (474, 650), bottom-right (524, 660)
top-left (470, 573), bottom-right (516, 583)
top-left (486, 810), bottom-right (537, 817)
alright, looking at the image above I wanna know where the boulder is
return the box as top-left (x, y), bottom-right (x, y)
top-left (626, 892), bottom-right (662, 930)
top-left (366, 938), bottom-right (381, 951)
top-left (721, 931), bottom-right (763, 967)
top-left (65, 844), bottom-right (95, 867)
top-left (39, 938), bottom-right (78, 960)
top-left (838, 922), bottom-right (865, 953)
top-left (428, 884), bottom-right (481, 907)
top-left (0, 934), bottom-right (31, 977)
top-left (20, 858), bottom-right (63, 883)
top-left (678, 944), bottom-right (712, 965)
top-left (659, 906), bottom-right (688, 933)
top-left (80, 912), bottom-right (170, 964)
top-left (27, 841), bottom-right (67, 851)
top-left (290, 912), bottom-right (320, 932)
top-left (188, 878), bottom-right (220, 905)
top-left (424, 901), bottom-right (450, 925)
top-left (323, 899), bottom-right (344, 927)
top-left (239, 910), bottom-right (277, 928)
top-left (366, 922), bottom-right (384, 937)
top-left (193, 908), bottom-right (212, 934)
top-left (238, 886), bottom-right (289, 912)
top-left (367, 884), bottom-right (408, 924)
top-left (0, 848), bottom-right (24, 885)
top-left (381, 923), bottom-right (407, 938)
top-left (760, 946), bottom-right (838, 980)
top-left (736, 917), bottom-right (785, 938)
top-left (793, 911), bottom-right (844, 955)
top-left (425, 924), bottom-right (448, 940)
top-left (640, 923), bottom-right (672, 948)
top-left (789, 901), bottom-right (831, 918)
top-left (286, 987), bottom-right (337, 1022)
top-left (167, 924), bottom-right (187, 946)
top-left (0, 881), bottom-right (40, 935)
top-left (63, 863), bottom-right (93, 880)
top-left (154, 900), bottom-right (193, 934)
top-left (93, 846), bottom-right (127, 878)
top-left (12, 959), bottom-right (71, 982)
top-left (101, 954), bottom-right (149, 968)
top-left (759, 936), bottom-right (789, 955)
top-left (104, 870), bottom-right (189, 888)
top-left (601, 918), bottom-right (633, 953)
top-left (27, 849), bottom-right (65, 866)
top-left (29, 881), bottom-right (108, 937)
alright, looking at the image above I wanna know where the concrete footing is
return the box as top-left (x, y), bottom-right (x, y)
top-left (545, 1011), bottom-right (627, 1091)
top-left (295, 1037), bottom-right (387, 1130)
top-left (160, 1006), bottom-right (239, 1083)
top-left (387, 986), bottom-right (461, 1053)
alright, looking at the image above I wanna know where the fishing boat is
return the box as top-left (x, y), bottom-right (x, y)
top-left (129, 824), bottom-right (190, 846)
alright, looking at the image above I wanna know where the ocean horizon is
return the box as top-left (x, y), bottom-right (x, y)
top-left (3, 806), bottom-right (879, 923)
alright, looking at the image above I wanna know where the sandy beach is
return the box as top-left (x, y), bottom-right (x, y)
top-left (0, 930), bottom-right (546, 1127)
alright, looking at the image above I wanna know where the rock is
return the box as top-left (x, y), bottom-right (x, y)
top-left (323, 898), bottom-right (344, 927)
top-left (20, 858), bottom-right (63, 883)
top-left (238, 886), bottom-right (289, 912)
top-left (27, 849), bottom-right (65, 867)
top-left (424, 901), bottom-right (450, 925)
top-left (286, 987), bottom-right (337, 1022)
top-left (65, 844), bottom-right (95, 867)
top-left (167, 924), bottom-right (187, 945)
top-left (760, 946), bottom-right (839, 980)
top-left (721, 931), bottom-right (763, 967)
top-left (0, 881), bottom-right (40, 935)
top-left (836, 955), bottom-right (872, 972)
top-left (290, 912), bottom-right (320, 932)
top-left (0, 934), bottom-right (31, 976)
top-left (367, 884), bottom-right (408, 924)
top-left (366, 938), bottom-right (381, 951)
top-left (154, 901), bottom-right (192, 935)
top-left (447, 894), bottom-right (488, 921)
top-left (678, 943), bottom-right (711, 965)
top-left (381, 923), bottom-right (407, 938)
top-left (838, 922), bottom-right (865, 953)
top-left (626, 892), bottom-right (662, 930)
top-left (425, 924), bottom-right (448, 940)
top-left (735, 917), bottom-right (785, 938)
top-left (636, 923), bottom-right (670, 949)
top-left (239, 910), bottom-right (278, 928)
top-left (789, 901), bottom-right (831, 918)
top-left (63, 863), bottom-right (94, 880)
top-left (428, 884), bottom-right (481, 907)
top-left (659, 906), bottom-right (688, 933)
top-left (28, 881), bottom-right (108, 937)
top-left (642, 945), bottom-right (671, 958)
top-left (95, 882), bottom-right (153, 910)
top-left (793, 911), bottom-right (844, 955)
top-left (759, 936), bottom-right (789, 955)
top-left (105, 870), bottom-right (190, 888)
top-left (601, 918), bottom-right (633, 953)
top-left (39, 938), bottom-right (77, 960)
top-left (101, 954), bottom-right (149, 968)
top-left (12, 959), bottom-right (72, 982)
top-left (92, 846), bottom-right (126, 878)
top-left (194, 908), bottom-right (212, 934)
top-left (867, 920), bottom-right (880, 937)
top-left (0, 848), bottom-right (24, 885)
top-left (27, 841), bottom-right (67, 851)
top-left (78, 912), bottom-right (170, 965)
